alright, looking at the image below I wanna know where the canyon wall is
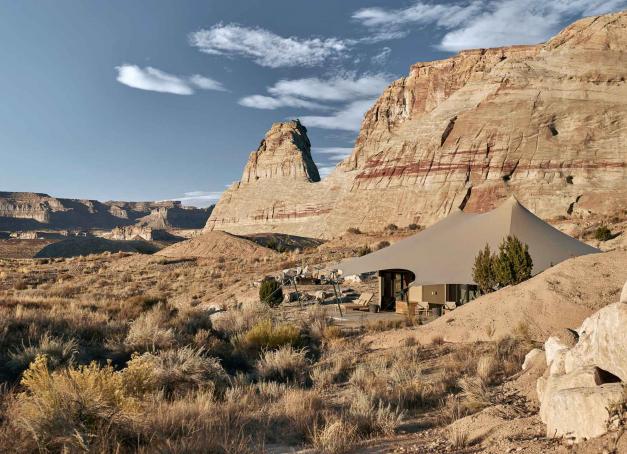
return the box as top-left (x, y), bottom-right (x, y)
top-left (207, 11), bottom-right (627, 238)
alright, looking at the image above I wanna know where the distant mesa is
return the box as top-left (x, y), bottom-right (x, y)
top-left (0, 191), bottom-right (213, 232)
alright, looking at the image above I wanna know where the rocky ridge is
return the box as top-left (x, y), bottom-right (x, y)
top-left (0, 192), bottom-right (212, 232)
top-left (207, 12), bottom-right (627, 238)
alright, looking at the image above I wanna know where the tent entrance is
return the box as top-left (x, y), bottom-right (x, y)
top-left (377, 269), bottom-right (415, 311)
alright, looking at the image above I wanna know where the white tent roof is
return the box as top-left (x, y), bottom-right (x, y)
top-left (339, 197), bottom-right (599, 285)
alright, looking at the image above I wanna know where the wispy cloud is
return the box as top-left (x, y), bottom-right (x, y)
top-left (300, 99), bottom-right (374, 132)
top-left (371, 47), bottom-right (392, 65)
top-left (190, 23), bottom-right (349, 68)
top-left (238, 73), bottom-right (393, 132)
top-left (238, 95), bottom-right (329, 110)
top-left (116, 64), bottom-right (225, 95)
top-left (161, 190), bottom-right (223, 207)
top-left (267, 73), bottom-right (392, 102)
top-left (352, 0), bottom-right (627, 51)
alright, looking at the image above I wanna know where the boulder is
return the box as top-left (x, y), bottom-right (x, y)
top-left (544, 383), bottom-right (625, 441)
top-left (539, 366), bottom-right (605, 422)
top-left (544, 336), bottom-right (570, 375)
top-left (563, 303), bottom-right (627, 382)
top-left (522, 348), bottom-right (544, 371)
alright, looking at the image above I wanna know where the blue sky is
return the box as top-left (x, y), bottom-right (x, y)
top-left (2, 1), bottom-right (625, 206)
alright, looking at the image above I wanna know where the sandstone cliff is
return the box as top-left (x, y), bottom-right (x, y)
top-left (207, 12), bottom-right (627, 238)
top-left (0, 192), bottom-right (212, 231)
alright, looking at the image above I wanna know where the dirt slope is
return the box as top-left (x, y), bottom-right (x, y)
top-left (156, 230), bottom-right (277, 259)
top-left (367, 250), bottom-right (627, 347)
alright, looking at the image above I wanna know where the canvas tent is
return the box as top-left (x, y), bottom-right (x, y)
top-left (339, 197), bottom-right (599, 312)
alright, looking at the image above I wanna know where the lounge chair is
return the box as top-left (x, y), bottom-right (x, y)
top-left (344, 292), bottom-right (374, 311)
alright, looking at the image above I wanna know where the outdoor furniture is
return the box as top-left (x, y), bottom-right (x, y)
top-left (344, 292), bottom-right (374, 311)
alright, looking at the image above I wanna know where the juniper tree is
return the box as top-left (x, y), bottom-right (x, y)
top-left (472, 244), bottom-right (497, 294)
top-left (493, 235), bottom-right (533, 287)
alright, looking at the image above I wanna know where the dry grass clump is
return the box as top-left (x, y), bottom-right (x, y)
top-left (450, 426), bottom-right (470, 449)
top-left (313, 418), bottom-right (359, 454)
top-left (124, 347), bottom-right (228, 397)
top-left (124, 304), bottom-right (176, 351)
top-left (237, 319), bottom-right (301, 354)
top-left (348, 390), bottom-right (404, 436)
top-left (7, 333), bottom-right (78, 375)
top-left (311, 352), bottom-right (354, 388)
top-left (256, 346), bottom-right (308, 385)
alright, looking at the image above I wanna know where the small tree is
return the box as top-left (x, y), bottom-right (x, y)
top-left (594, 225), bottom-right (612, 242)
top-left (493, 235), bottom-right (533, 287)
top-left (259, 278), bottom-right (283, 307)
top-left (356, 245), bottom-right (372, 257)
top-left (472, 244), bottom-right (497, 294)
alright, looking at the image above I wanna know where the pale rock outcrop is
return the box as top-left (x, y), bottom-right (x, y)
top-left (563, 303), bottom-right (627, 382)
top-left (522, 348), bottom-right (544, 371)
top-left (537, 281), bottom-right (627, 442)
top-left (544, 384), bottom-right (625, 441)
top-left (621, 280), bottom-right (627, 303)
top-left (207, 12), bottom-right (627, 239)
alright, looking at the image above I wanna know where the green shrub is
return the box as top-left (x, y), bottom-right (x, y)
top-left (375, 241), bottom-right (390, 250)
top-left (356, 245), bottom-right (372, 257)
top-left (240, 320), bottom-right (301, 353)
top-left (259, 279), bottom-right (283, 307)
top-left (472, 244), bottom-right (497, 294)
top-left (407, 223), bottom-right (420, 231)
top-left (385, 224), bottom-right (398, 231)
top-left (473, 236), bottom-right (533, 292)
top-left (594, 225), bottom-right (612, 241)
top-left (493, 235), bottom-right (533, 287)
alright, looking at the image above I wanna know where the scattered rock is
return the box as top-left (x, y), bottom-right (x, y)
top-left (522, 348), bottom-right (544, 371)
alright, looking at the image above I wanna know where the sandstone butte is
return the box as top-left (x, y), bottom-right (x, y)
top-left (206, 11), bottom-right (627, 239)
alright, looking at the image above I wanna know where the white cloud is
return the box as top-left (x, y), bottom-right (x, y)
top-left (238, 95), bottom-right (328, 110)
top-left (116, 65), bottom-right (225, 95)
top-left (238, 73), bottom-right (391, 132)
top-left (190, 23), bottom-right (349, 68)
top-left (189, 74), bottom-right (226, 91)
top-left (161, 190), bottom-right (223, 208)
top-left (352, 0), bottom-right (627, 51)
top-left (300, 100), bottom-right (374, 132)
top-left (268, 73), bottom-right (392, 102)
top-left (371, 47), bottom-right (391, 65)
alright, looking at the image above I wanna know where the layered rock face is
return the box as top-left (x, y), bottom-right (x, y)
top-left (0, 192), bottom-right (212, 231)
top-left (207, 121), bottom-right (347, 237)
top-left (207, 12), bottom-right (627, 238)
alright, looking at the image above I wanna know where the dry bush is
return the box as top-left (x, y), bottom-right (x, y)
top-left (311, 353), bottom-right (353, 388)
top-left (124, 347), bottom-right (228, 397)
top-left (476, 354), bottom-right (497, 385)
top-left (119, 293), bottom-right (167, 319)
top-left (125, 304), bottom-right (176, 352)
top-left (211, 301), bottom-right (270, 336)
top-left (7, 333), bottom-right (78, 375)
top-left (256, 346), bottom-right (308, 385)
top-left (269, 388), bottom-right (325, 444)
top-left (313, 418), bottom-right (358, 454)
top-left (458, 376), bottom-right (491, 413)
top-left (142, 391), bottom-right (262, 453)
top-left (348, 390), bottom-right (404, 436)
top-left (450, 426), bottom-right (470, 449)
top-left (237, 319), bottom-right (301, 354)
top-left (349, 346), bottom-right (428, 410)
top-left (10, 355), bottom-right (141, 452)
top-left (431, 335), bottom-right (445, 346)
